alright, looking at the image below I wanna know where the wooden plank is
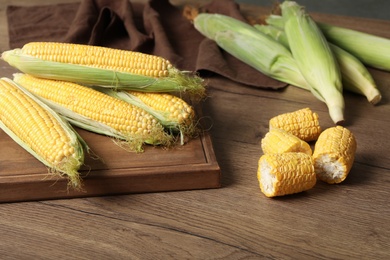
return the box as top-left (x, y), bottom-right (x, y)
top-left (0, 121), bottom-right (221, 203)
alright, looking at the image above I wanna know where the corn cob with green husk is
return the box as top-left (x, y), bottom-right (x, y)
top-left (279, 1), bottom-right (345, 124)
top-left (1, 42), bottom-right (205, 98)
top-left (193, 13), bottom-right (311, 90)
top-left (255, 23), bottom-right (382, 105)
top-left (101, 89), bottom-right (198, 145)
top-left (317, 22), bottom-right (390, 72)
top-left (13, 73), bottom-right (173, 152)
top-left (0, 77), bottom-right (86, 189)
top-left (193, 12), bottom-right (346, 124)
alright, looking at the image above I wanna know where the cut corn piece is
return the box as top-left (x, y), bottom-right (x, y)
top-left (313, 126), bottom-right (357, 184)
top-left (261, 128), bottom-right (312, 155)
top-left (0, 77), bottom-right (85, 189)
top-left (13, 73), bottom-right (172, 152)
top-left (2, 42), bottom-right (205, 97)
top-left (280, 1), bottom-right (345, 124)
top-left (269, 108), bottom-right (321, 142)
top-left (255, 23), bottom-right (382, 105)
top-left (257, 152), bottom-right (316, 197)
top-left (193, 13), bottom-right (311, 90)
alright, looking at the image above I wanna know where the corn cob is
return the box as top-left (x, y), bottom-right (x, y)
top-left (0, 77), bottom-right (85, 189)
top-left (105, 90), bottom-right (197, 145)
top-left (279, 1), bottom-right (345, 124)
top-left (193, 13), bottom-right (311, 90)
top-left (266, 14), bottom-right (390, 72)
top-left (255, 22), bottom-right (382, 105)
top-left (317, 22), bottom-right (390, 72)
top-left (331, 44), bottom-right (381, 105)
top-left (313, 126), bottom-right (357, 184)
top-left (269, 108), bottom-right (321, 142)
top-left (2, 42), bottom-right (205, 97)
top-left (13, 73), bottom-right (172, 152)
top-left (257, 152), bottom-right (316, 197)
top-left (261, 128), bottom-right (312, 155)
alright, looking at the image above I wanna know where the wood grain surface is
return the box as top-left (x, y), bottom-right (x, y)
top-left (0, 0), bottom-right (389, 259)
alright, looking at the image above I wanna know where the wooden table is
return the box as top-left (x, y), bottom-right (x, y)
top-left (1, 1), bottom-right (389, 259)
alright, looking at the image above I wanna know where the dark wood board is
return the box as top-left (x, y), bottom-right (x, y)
top-left (0, 125), bottom-right (221, 203)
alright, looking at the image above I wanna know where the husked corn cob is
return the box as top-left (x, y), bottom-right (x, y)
top-left (313, 126), bottom-right (357, 184)
top-left (261, 128), bottom-right (312, 155)
top-left (21, 42), bottom-right (172, 77)
top-left (13, 73), bottom-right (172, 152)
top-left (2, 42), bottom-right (205, 97)
top-left (257, 152), bottom-right (316, 197)
top-left (126, 91), bottom-right (197, 143)
top-left (97, 89), bottom-right (198, 145)
top-left (0, 77), bottom-right (85, 188)
top-left (269, 108), bottom-right (321, 142)
top-left (128, 92), bottom-right (195, 125)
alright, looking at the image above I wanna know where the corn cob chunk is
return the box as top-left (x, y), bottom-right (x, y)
top-left (0, 77), bottom-right (85, 189)
top-left (2, 42), bottom-right (205, 97)
top-left (313, 126), bottom-right (357, 184)
top-left (280, 1), bottom-right (345, 124)
top-left (261, 128), bottom-right (312, 155)
top-left (269, 108), bottom-right (321, 142)
top-left (257, 152), bottom-right (316, 197)
top-left (13, 73), bottom-right (172, 152)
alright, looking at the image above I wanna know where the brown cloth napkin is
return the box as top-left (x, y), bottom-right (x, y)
top-left (6, 0), bottom-right (286, 89)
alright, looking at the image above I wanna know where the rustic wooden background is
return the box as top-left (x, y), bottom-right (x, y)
top-left (1, 0), bottom-right (389, 259)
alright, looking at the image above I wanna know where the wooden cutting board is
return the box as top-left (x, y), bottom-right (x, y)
top-left (0, 59), bottom-right (221, 203)
top-left (0, 124), bottom-right (221, 203)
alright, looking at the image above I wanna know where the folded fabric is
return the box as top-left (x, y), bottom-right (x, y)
top-left (6, 0), bottom-right (286, 89)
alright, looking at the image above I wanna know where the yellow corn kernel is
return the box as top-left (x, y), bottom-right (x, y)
top-left (312, 126), bottom-right (357, 184)
top-left (128, 91), bottom-right (195, 125)
top-left (13, 74), bottom-right (171, 151)
top-left (261, 128), bottom-right (312, 155)
top-left (0, 78), bottom-right (84, 188)
top-left (21, 42), bottom-right (172, 78)
top-left (269, 108), bottom-right (321, 142)
top-left (257, 152), bottom-right (316, 197)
